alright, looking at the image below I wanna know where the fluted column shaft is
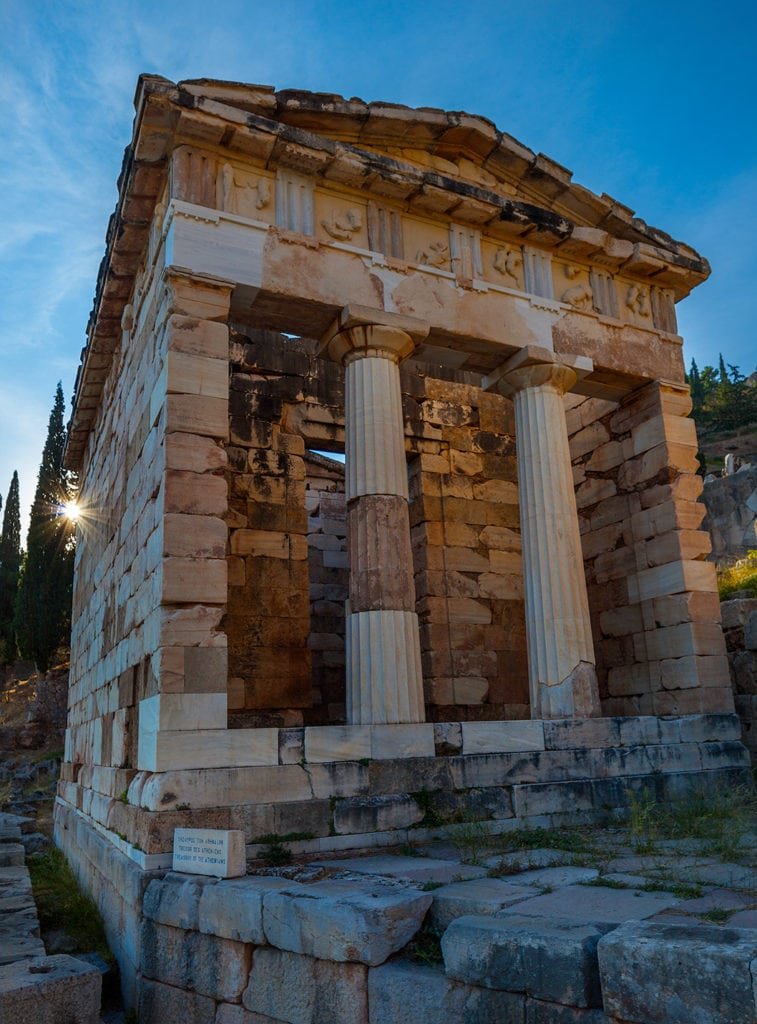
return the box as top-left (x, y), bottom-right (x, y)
top-left (503, 361), bottom-right (600, 719)
top-left (325, 321), bottom-right (425, 724)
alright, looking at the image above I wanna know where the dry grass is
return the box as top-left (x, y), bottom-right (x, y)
top-left (718, 550), bottom-right (757, 599)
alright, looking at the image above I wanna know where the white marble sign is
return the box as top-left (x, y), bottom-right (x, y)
top-left (172, 828), bottom-right (246, 878)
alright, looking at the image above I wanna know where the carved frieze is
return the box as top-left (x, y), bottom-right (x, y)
top-left (560, 266), bottom-right (592, 310)
top-left (321, 207), bottom-right (363, 240)
top-left (275, 169), bottom-right (315, 234)
top-left (492, 247), bottom-right (522, 282)
top-left (523, 246), bottom-right (554, 299)
top-left (416, 240), bottom-right (450, 268)
top-left (449, 225), bottom-right (483, 280)
top-left (626, 283), bottom-right (651, 318)
top-left (590, 268), bottom-right (618, 318)
top-left (651, 286), bottom-right (677, 333)
top-left (367, 201), bottom-right (404, 259)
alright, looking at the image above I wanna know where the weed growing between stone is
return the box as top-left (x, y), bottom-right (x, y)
top-left (627, 784), bottom-right (756, 859)
top-left (404, 923), bottom-right (444, 966)
top-left (27, 846), bottom-right (112, 962)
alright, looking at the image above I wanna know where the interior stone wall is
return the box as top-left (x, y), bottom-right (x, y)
top-left (306, 455), bottom-right (348, 724)
top-left (225, 328), bottom-right (528, 724)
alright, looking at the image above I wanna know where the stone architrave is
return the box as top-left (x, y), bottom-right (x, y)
top-left (495, 346), bottom-right (601, 719)
top-left (321, 306), bottom-right (430, 725)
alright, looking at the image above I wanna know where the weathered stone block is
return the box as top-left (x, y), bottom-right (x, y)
top-left (525, 998), bottom-right (609, 1022)
top-left (598, 920), bottom-right (757, 1024)
top-left (199, 876), bottom-right (290, 944)
top-left (243, 948), bottom-right (368, 1024)
top-left (139, 976), bottom-right (216, 1024)
top-left (262, 878), bottom-right (431, 965)
top-left (442, 914), bottom-right (610, 1007)
top-left (368, 960), bottom-right (525, 1024)
top-left (333, 794), bottom-right (424, 834)
top-left (143, 873), bottom-right (209, 929)
top-left (141, 919), bottom-right (250, 1001)
top-left (0, 955), bottom-right (101, 1024)
top-left (429, 878), bottom-right (538, 932)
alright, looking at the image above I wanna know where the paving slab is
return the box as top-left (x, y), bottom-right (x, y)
top-left (496, 884), bottom-right (680, 925)
top-left (428, 878), bottom-right (540, 932)
top-left (686, 862), bottom-right (757, 890)
top-left (483, 848), bottom-right (573, 872)
top-left (673, 889), bottom-right (752, 915)
top-left (505, 866), bottom-right (599, 888)
top-left (727, 908), bottom-right (757, 927)
top-left (314, 855), bottom-right (487, 883)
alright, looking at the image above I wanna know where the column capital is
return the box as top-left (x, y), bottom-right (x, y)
top-left (485, 345), bottom-right (593, 399)
top-left (320, 305), bottom-right (429, 365)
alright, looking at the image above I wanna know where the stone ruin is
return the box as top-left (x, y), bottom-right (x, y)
top-left (52, 77), bottom-right (751, 1018)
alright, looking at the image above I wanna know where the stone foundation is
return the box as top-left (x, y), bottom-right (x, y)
top-left (56, 712), bottom-right (748, 865)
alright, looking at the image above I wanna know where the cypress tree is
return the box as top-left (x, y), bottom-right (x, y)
top-left (15, 383), bottom-right (76, 671)
top-left (0, 472), bottom-right (21, 663)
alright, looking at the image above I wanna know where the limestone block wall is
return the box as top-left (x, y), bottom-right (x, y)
top-left (66, 260), bottom-right (169, 772)
top-left (567, 382), bottom-right (732, 716)
top-left (225, 328), bottom-right (527, 724)
top-left (64, 269), bottom-right (232, 780)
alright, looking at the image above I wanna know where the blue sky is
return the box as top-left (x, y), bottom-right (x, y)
top-left (1, 0), bottom-right (756, 535)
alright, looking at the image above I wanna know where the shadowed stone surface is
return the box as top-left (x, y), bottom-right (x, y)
top-left (368, 960), bottom-right (525, 1023)
top-left (261, 878), bottom-right (432, 965)
top-left (243, 947), bottom-right (367, 1023)
top-left (442, 913), bottom-right (613, 1007)
top-left (0, 954), bottom-right (101, 1024)
top-left (598, 920), bottom-right (757, 1023)
top-left (496, 884), bottom-right (680, 925)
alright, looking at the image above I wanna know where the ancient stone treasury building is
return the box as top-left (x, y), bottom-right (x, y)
top-left (55, 77), bottom-right (749, 1008)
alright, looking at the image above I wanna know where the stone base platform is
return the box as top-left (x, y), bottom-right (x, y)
top-left (57, 780), bottom-right (757, 1023)
top-left (54, 712), bottom-right (751, 1012)
top-left (56, 714), bottom-right (750, 866)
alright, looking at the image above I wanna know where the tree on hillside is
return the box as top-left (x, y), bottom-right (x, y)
top-left (15, 383), bottom-right (77, 671)
top-left (0, 472), bottom-right (21, 664)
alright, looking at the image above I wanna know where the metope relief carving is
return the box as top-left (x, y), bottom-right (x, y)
top-left (560, 266), bottom-right (592, 310)
top-left (492, 247), bottom-right (522, 282)
top-left (218, 164), bottom-right (271, 216)
top-left (320, 208), bottom-right (363, 241)
top-left (415, 240), bottom-right (450, 268)
top-left (626, 283), bottom-right (651, 318)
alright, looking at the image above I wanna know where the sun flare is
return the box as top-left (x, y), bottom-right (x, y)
top-left (61, 500), bottom-right (82, 523)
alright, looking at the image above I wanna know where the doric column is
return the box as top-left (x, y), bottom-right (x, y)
top-left (321, 307), bottom-right (430, 724)
top-left (497, 347), bottom-right (601, 719)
